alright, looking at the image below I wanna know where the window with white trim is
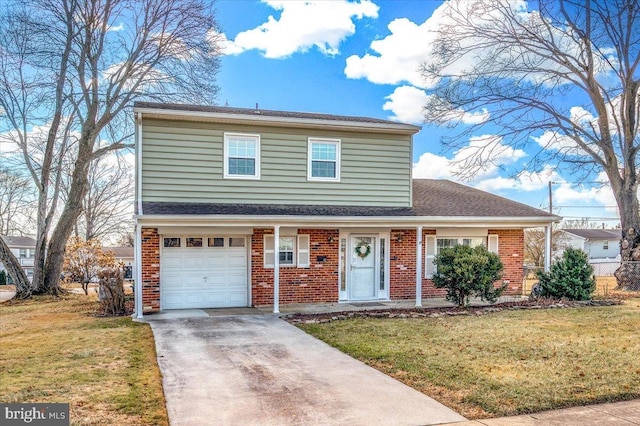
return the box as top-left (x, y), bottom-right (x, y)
top-left (264, 235), bottom-right (310, 268)
top-left (224, 133), bottom-right (260, 179)
top-left (308, 138), bottom-right (340, 181)
top-left (425, 235), bottom-right (498, 278)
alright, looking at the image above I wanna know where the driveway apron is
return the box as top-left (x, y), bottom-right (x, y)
top-left (149, 314), bottom-right (466, 426)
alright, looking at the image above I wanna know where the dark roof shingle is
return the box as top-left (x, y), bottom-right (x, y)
top-left (562, 229), bottom-right (621, 240)
top-left (134, 101), bottom-right (419, 129)
top-left (141, 179), bottom-right (555, 219)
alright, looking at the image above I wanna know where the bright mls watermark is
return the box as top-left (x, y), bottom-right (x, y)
top-left (0, 403), bottom-right (69, 425)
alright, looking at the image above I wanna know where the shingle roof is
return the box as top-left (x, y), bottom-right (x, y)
top-left (141, 179), bottom-right (556, 219)
top-left (562, 229), bottom-right (621, 240)
top-left (411, 179), bottom-right (556, 217)
top-left (133, 101), bottom-right (421, 131)
top-left (1, 235), bottom-right (36, 247)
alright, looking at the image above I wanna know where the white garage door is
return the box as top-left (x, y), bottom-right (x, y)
top-left (161, 236), bottom-right (248, 309)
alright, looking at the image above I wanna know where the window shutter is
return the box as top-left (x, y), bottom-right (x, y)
top-left (264, 235), bottom-right (275, 268)
top-left (425, 235), bottom-right (436, 278)
top-left (297, 235), bottom-right (310, 267)
top-left (488, 234), bottom-right (499, 254)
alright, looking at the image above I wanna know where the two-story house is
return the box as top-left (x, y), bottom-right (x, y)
top-left (133, 102), bottom-right (559, 317)
top-left (0, 235), bottom-right (36, 282)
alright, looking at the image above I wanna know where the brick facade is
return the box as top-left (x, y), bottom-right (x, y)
top-left (420, 228), bottom-right (525, 298)
top-left (251, 228), bottom-right (340, 306)
top-left (140, 227), bottom-right (160, 312)
top-left (138, 226), bottom-right (525, 312)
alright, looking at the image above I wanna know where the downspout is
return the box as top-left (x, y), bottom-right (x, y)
top-left (134, 112), bottom-right (144, 319)
top-left (415, 225), bottom-right (423, 307)
top-left (273, 225), bottom-right (280, 314)
top-left (136, 112), bottom-right (143, 216)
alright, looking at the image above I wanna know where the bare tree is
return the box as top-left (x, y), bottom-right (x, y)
top-left (0, 0), bottom-right (222, 295)
top-left (525, 227), bottom-right (568, 266)
top-left (0, 166), bottom-right (35, 236)
top-left (62, 154), bottom-right (133, 242)
top-left (422, 0), bottom-right (639, 289)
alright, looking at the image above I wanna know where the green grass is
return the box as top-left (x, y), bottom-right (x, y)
top-left (299, 299), bottom-right (640, 419)
top-left (0, 295), bottom-right (168, 426)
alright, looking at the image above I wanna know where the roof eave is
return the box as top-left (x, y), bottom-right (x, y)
top-left (133, 106), bottom-right (422, 135)
top-left (136, 214), bottom-right (560, 228)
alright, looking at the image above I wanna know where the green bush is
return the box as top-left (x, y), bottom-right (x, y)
top-left (536, 248), bottom-right (595, 300)
top-left (0, 270), bottom-right (5, 285)
top-left (433, 244), bottom-right (506, 307)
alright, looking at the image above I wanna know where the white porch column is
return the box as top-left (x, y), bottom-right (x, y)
top-left (416, 225), bottom-right (423, 307)
top-left (544, 225), bottom-right (552, 272)
top-left (273, 225), bottom-right (280, 314)
top-left (134, 224), bottom-right (143, 319)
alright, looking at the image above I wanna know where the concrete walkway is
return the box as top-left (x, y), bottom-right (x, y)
top-left (147, 314), bottom-right (466, 426)
top-left (444, 399), bottom-right (640, 425)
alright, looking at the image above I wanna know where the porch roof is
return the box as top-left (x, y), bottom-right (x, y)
top-left (140, 179), bottom-right (559, 222)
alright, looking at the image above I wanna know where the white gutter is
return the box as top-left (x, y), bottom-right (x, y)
top-left (136, 214), bottom-right (560, 229)
top-left (132, 107), bottom-right (421, 135)
top-left (136, 112), bottom-right (143, 216)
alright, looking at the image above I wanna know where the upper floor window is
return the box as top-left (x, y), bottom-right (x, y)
top-left (308, 138), bottom-right (340, 181)
top-left (19, 249), bottom-right (27, 258)
top-left (603, 241), bottom-right (609, 250)
top-left (224, 133), bottom-right (260, 179)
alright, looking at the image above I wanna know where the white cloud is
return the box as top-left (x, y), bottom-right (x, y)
top-left (222, 0), bottom-right (378, 58)
top-left (553, 172), bottom-right (616, 211)
top-left (413, 135), bottom-right (526, 183)
top-left (347, 0), bottom-right (614, 89)
top-left (345, 17), bottom-right (435, 88)
top-left (382, 86), bottom-right (427, 123)
top-left (383, 85), bottom-right (490, 125)
top-left (107, 22), bottom-right (124, 32)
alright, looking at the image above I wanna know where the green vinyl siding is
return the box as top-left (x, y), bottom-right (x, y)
top-left (141, 118), bottom-right (412, 206)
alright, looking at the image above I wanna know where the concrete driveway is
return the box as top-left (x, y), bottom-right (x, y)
top-left (149, 314), bottom-right (466, 426)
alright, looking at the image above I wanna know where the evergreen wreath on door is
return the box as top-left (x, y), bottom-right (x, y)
top-left (355, 240), bottom-right (371, 259)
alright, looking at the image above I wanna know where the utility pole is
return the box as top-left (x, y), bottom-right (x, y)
top-left (548, 181), bottom-right (553, 214)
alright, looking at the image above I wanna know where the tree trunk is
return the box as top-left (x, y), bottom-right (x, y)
top-left (0, 237), bottom-right (31, 298)
top-left (614, 185), bottom-right (640, 290)
top-left (41, 139), bottom-right (94, 295)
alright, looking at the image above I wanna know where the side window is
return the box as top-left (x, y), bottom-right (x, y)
top-left (224, 133), bottom-right (260, 179)
top-left (264, 234), bottom-right (310, 268)
top-left (308, 138), bottom-right (340, 181)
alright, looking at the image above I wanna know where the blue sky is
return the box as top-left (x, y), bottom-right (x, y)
top-left (214, 0), bottom-right (618, 226)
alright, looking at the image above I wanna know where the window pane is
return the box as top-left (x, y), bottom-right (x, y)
top-left (19, 249), bottom-right (26, 257)
top-left (279, 251), bottom-right (294, 264)
top-left (340, 238), bottom-right (347, 292)
top-left (462, 238), bottom-right (485, 247)
top-left (228, 158), bottom-right (255, 175)
top-left (208, 237), bottom-right (224, 247)
top-left (186, 237), bottom-right (203, 247)
top-left (229, 237), bottom-right (245, 247)
top-left (437, 238), bottom-right (457, 253)
top-left (312, 161), bottom-right (336, 178)
top-left (279, 237), bottom-right (294, 251)
top-left (380, 238), bottom-right (385, 291)
top-left (164, 237), bottom-right (181, 248)
top-left (312, 143), bottom-right (336, 161)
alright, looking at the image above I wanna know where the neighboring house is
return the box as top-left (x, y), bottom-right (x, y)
top-left (560, 229), bottom-right (621, 261)
top-left (133, 102), bottom-right (559, 315)
top-left (0, 235), bottom-right (37, 282)
top-left (105, 246), bottom-right (134, 280)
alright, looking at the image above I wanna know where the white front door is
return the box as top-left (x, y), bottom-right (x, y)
top-left (349, 235), bottom-right (377, 300)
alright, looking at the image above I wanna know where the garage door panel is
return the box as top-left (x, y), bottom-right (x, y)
top-left (228, 254), bottom-right (247, 268)
top-left (161, 236), bottom-right (248, 309)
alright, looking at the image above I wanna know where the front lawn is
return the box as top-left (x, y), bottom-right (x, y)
top-left (0, 295), bottom-right (167, 425)
top-left (298, 299), bottom-right (640, 419)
